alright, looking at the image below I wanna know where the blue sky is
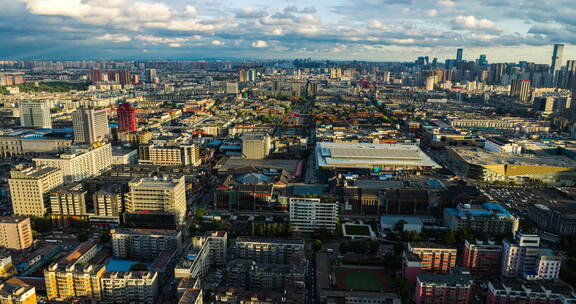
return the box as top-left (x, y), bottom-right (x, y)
top-left (0, 0), bottom-right (575, 63)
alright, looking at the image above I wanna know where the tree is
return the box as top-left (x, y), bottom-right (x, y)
top-left (368, 240), bottom-right (380, 255)
top-left (31, 217), bottom-right (52, 233)
top-left (443, 230), bottom-right (456, 245)
top-left (394, 220), bottom-right (407, 233)
top-left (129, 263), bottom-right (148, 271)
top-left (77, 232), bottom-right (90, 242)
top-left (195, 208), bottom-right (206, 220)
top-left (99, 232), bottom-right (111, 244)
top-left (313, 239), bottom-right (322, 251)
top-left (340, 242), bottom-right (349, 253)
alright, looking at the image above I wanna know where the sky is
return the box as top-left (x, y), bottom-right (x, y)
top-left (0, 0), bottom-right (576, 63)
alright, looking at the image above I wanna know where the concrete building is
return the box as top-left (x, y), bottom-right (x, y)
top-left (462, 240), bottom-right (502, 279)
top-left (510, 79), bottom-right (531, 103)
top-left (0, 282), bottom-right (37, 304)
top-left (501, 233), bottom-right (561, 280)
top-left (242, 134), bottom-right (271, 160)
top-left (9, 165), bottom-right (63, 217)
top-left (415, 268), bottom-right (473, 304)
top-left (175, 231), bottom-right (227, 280)
top-left (93, 184), bottom-right (124, 218)
top-left (0, 217), bottom-right (33, 251)
top-left (226, 82), bottom-right (238, 95)
top-left (443, 203), bottom-right (519, 235)
top-left (0, 256), bottom-right (16, 279)
top-left (111, 228), bottom-right (182, 261)
top-left (33, 143), bottom-right (112, 182)
top-left (406, 242), bottom-right (457, 274)
top-left (72, 107), bottom-right (109, 144)
top-left (125, 176), bottom-right (187, 225)
top-left (0, 129), bottom-right (72, 158)
top-left (139, 144), bottom-right (201, 166)
top-left (19, 100), bottom-right (52, 129)
top-left (289, 197), bottom-right (338, 232)
top-left (49, 183), bottom-right (87, 216)
top-left (486, 280), bottom-right (576, 304)
top-left (44, 263), bottom-right (105, 302)
top-left (235, 238), bottom-right (304, 264)
top-left (101, 271), bottom-right (159, 304)
top-left (527, 202), bottom-right (576, 236)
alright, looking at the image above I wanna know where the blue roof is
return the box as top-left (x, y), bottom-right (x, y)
top-left (221, 145), bottom-right (241, 150)
top-left (106, 257), bottom-right (152, 271)
top-left (483, 202), bottom-right (513, 217)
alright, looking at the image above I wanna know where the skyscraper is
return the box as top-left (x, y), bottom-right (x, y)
top-left (239, 68), bottom-right (248, 82)
top-left (551, 44), bottom-right (564, 72)
top-left (19, 99), bottom-right (52, 129)
top-left (117, 103), bottom-right (137, 133)
top-left (478, 55), bottom-right (487, 66)
top-left (145, 68), bottom-right (157, 83)
top-left (510, 79), bottom-right (531, 103)
top-left (90, 69), bottom-right (102, 84)
top-left (72, 107), bottom-right (110, 144)
top-left (456, 48), bottom-right (463, 61)
top-left (119, 70), bottom-right (131, 85)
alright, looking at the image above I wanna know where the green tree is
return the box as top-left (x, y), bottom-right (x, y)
top-left (77, 232), bottom-right (90, 242)
top-left (443, 230), bottom-right (456, 245)
top-left (31, 217), bottom-right (52, 233)
top-left (394, 220), bottom-right (407, 233)
top-left (99, 232), bottom-right (111, 244)
top-left (195, 208), bottom-right (206, 220)
top-left (313, 239), bottom-right (322, 251)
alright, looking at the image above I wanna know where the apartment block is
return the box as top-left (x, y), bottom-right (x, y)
top-left (9, 165), bottom-right (63, 216)
top-left (49, 183), bottom-right (87, 216)
top-left (235, 238), bottom-right (304, 264)
top-left (462, 240), bottom-right (502, 279)
top-left (241, 134), bottom-right (271, 159)
top-left (139, 144), bottom-right (201, 166)
top-left (407, 242), bottom-right (457, 274)
top-left (34, 143), bottom-right (112, 182)
top-left (44, 263), bottom-right (105, 302)
top-left (501, 233), bottom-right (561, 280)
top-left (19, 99), bottom-right (52, 129)
top-left (111, 228), bottom-right (182, 261)
top-left (444, 203), bottom-right (519, 236)
top-left (72, 107), bottom-right (109, 144)
top-left (487, 280), bottom-right (576, 304)
top-left (125, 176), bottom-right (186, 225)
top-left (289, 197), bottom-right (338, 232)
top-left (0, 256), bottom-right (16, 279)
top-left (415, 268), bottom-right (473, 304)
top-left (0, 217), bottom-right (33, 250)
top-left (101, 271), bottom-right (159, 304)
top-left (0, 282), bottom-right (37, 304)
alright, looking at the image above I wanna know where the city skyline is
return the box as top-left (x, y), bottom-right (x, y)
top-left (1, 0), bottom-right (576, 63)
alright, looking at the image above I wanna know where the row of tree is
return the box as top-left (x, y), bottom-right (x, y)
top-left (250, 222), bottom-right (292, 237)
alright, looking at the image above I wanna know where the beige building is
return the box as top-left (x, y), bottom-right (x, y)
top-left (72, 107), bottom-right (109, 144)
top-left (139, 144), bottom-right (201, 166)
top-left (0, 134), bottom-right (71, 158)
top-left (111, 228), bottom-right (182, 261)
top-left (44, 263), bottom-right (105, 302)
top-left (0, 217), bottom-right (33, 251)
top-left (49, 183), bottom-right (87, 216)
top-left (125, 176), bottom-right (187, 225)
top-left (242, 134), bottom-right (271, 160)
top-left (0, 256), bottom-right (16, 279)
top-left (9, 166), bottom-right (63, 216)
top-left (101, 271), bottom-right (159, 304)
top-left (33, 143), bottom-right (112, 182)
top-left (94, 184), bottom-right (124, 218)
top-left (19, 99), bottom-right (52, 129)
top-left (0, 282), bottom-right (37, 304)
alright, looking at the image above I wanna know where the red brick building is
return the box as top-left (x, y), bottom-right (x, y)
top-left (415, 268), bottom-right (472, 304)
top-left (462, 239), bottom-right (502, 279)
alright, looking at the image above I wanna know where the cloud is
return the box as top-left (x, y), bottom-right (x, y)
top-left (211, 40), bottom-right (223, 46)
top-left (236, 8), bottom-right (264, 18)
top-left (453, 15), bottom-right (500, 31)
top-left (438, 0), bottom-right (455, 7)
top-left (251, 40), bottom-right (268, 48)
top-left (426, 9), bottom-right (437, 17)
top-left (95, 33), bottom-right (131, 42)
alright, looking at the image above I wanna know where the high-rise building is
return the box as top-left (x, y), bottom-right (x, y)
top-left (94, 184), bottom-right (124, 218)
top-left (91, 69), bottom-right (102, 84)
top-left (510, 79), bottom-right (531, 103)
top-left (456, 48), bottom-right (463, 61)
top-left (107, 70), bottom-right (117, 82)
top-left (125, 176), bottom-right (187, 225)
top-left (101, 271), bottom-right (159, 304)
top-left (462, 240), bottom-right (502, 279)
top-left (241, 134), bottom-right (271, 160)
top-left (239, 68), bottom-right (248, 82)
top-left (235, 238), bottom-right (304, 264)
top-left (117, 103), bottom-right (137, 133)
top-left (0, 217), bottom-right (33, 250)
top-left (72, 107), bottom-right (109, 144)
top-left (425, 76), bottom-right (435, 91)
top-left (44, 263), bottom-right (105, 302)
top-left (479, 54), bottom-right (487, 66)
top-left (49, 183), bottom-right (87, 216)
top-left (111, 228), bottom-right (182, 261)
top-left (145, 68), bottom-right (157, 83)
top-left (19, 100), bottom-right (52, 129)
top-left (9, 165), bottom-right (63, 217)
top-left (119, 69), bottom-right (131, 85)
top-left (443, 203), bottom-right (519, 235)
top-left (289, 197), bottom-right (338, 232)
top-left (226, 82), bottom-right (239, 95)
top-left (247, 69), bottom-right (256, 82)
top-left (34, 144), bottom-right (112, 182)
top-left (551, 44), bottom-right (564, 72)
top-left (501, 233), bottom-right (541, 277)
top-left (406, 242), bottom-right (457, 274)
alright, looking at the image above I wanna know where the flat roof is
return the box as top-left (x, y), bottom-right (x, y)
top-left (450, 147), bottom-right (576, 168)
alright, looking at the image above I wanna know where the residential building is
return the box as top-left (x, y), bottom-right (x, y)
top-left (289, 197), bottom-right (338, 232)
top-left (9, 165), bottom-right (63, 216)
top-left (241, 134), bottom-right (271, 159)
top-left (0, 282), bottom-right (37, 304)
top-left (49, 183), bottom-right (87, 216)
top-left (527, 202), bottom-right (576, 236)
top-left (117, 103), bottom-right (137, 133)
top-left (72, 107), bottom-right (109, 144)
top-left (501, 233), bottom-right (561, 280)
top-left (462, 240), bottom-right (502, 279)
top-left (235, 238), bottom-right (304, 264)
top-left (510, 79), bottom-right (531, 103)
top-left (111, 228), bottom-right (182, 261)
top-left (406, 242), bottom-right (457, 274)
top-left (139, 143), bottom-right (201, 166)
top-left (19, 100), bottom-right (52, 129)
top-left (93, 184), bottom-right (124, 218)
top-left (415, 268), bottom-right (473, 304)
top-left (486, 280), bottom-right (576, 304)
top-left (443, 203), bottom-right (519, 235)
top-left (125, 176), bottom-right (187, 225)
top-left (175, 231), bottom-right (227, 280)
top-left (0, 256), bottom-right (16, 279)
top-left (0, 217), bottom-right (33, 251)
top-left (101, 271), bottom-right (159, 304)
top-left (33, 143), bottom-right (112, 182)
top-left (44, 263), bottom-right (105, 302)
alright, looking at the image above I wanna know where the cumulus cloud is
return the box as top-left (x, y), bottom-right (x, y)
top-left (95, 33), bottom-right (131, 42)
top-left (426, 9), bottom-right (438, 17)
top-left (453, 15), bottom-right (500, 31)
top-left (251, 40), bottom-right (268, 48)
top-left (211, 40), bottom-right (223, 46)
top-left (438, 0), bottom-right (455, 7)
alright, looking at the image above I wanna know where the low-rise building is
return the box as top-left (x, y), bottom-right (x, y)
top-left (0, 217), bottom-right (33, 250)
top-left (406, 242), bottom-right (457, 274)
top-left (0, 282), bottom-right (37, 304)
top-left (444, 203), bottom-right (519, 235)
top-left (111, 228), bottom-right (182, 261)
top-left (0, 256), bottom-right (16, 279)
top-left (486, 280), bottom-right (576, 304)
top-left (415, 268), bottom-right (473, 304)
top-left (235, 238), bottom-right (304, 264)
top-left (44, 263), bottom-right (105, 302)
